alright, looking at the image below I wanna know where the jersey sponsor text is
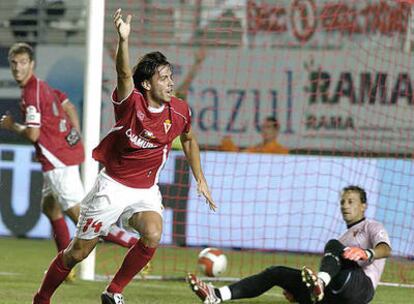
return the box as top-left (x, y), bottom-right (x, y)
top-left (126, 128), bottom-right (157, 148)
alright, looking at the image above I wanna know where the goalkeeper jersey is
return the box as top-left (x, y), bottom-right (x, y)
top-left (338, 218), bottom-right (391, 289)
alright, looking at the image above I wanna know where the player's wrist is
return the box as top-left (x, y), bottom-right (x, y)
top-left (11, 122), bottom-right (24, 134)
top-left (196, 175), bottom-right (206, 184)
top-left (364, 249), bottom-right (375, 262)
top-left (118, 36), bottom-right (129, 42)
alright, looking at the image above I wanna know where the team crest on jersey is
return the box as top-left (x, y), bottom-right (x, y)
top-left (164, 119), bottom-right (172, 133)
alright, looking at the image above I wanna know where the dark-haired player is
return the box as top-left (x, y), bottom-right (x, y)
top-left (188, 185), bottom-right (391, 304)
top-left (1, 43), bottom-right (136, 281)
top-left (33, 8), bottom-right (216, 304)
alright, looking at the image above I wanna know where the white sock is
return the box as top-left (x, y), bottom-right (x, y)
top-left (218, 286), bottom-right (232, 301)
top-left (317, 271), bottom-right (331, 287)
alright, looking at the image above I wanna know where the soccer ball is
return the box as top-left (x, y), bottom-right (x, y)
top-left (198, 247), bottom-right (227, 277)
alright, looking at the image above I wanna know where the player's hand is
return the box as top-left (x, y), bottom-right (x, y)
top-left (113, 8), bottom-right (132, 40)
top-left (0, 112), bottom-right (14, 130)
top-left (197, 178), bottom-right (217, 211)
top-left (343, 247), bottom-right (370, 261)
top-left (283, 290), bottom-right (296, 303)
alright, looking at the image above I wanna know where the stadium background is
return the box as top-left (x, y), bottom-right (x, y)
top-left (0, 0), bottom-right (413, 303)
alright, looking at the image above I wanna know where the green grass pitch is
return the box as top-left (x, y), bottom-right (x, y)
top-left (0, 237), bottom-right (413, 303)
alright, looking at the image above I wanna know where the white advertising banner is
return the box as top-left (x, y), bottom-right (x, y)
top-left (1, 145), bottom-right (412, 256)
top-left (162, 46), bottom-right (414, 154)
top-left (3, 44), bottom-right (414, 154)
top-left (98, 44), bottom-right (414, 154)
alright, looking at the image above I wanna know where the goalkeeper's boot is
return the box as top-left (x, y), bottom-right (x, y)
top-left (301, 267), bottom-right (324, 303)
top-left (187, 273), bottom-right (221, 304)
top-left (101, 291), bottom-right (125, 304)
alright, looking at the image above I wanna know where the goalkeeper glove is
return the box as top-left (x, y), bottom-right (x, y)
top-left (343, 247), bottom-right (375, 262)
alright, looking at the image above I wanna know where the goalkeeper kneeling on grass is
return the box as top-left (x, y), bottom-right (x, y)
top-left (188, 185), bottom-right (391, 304)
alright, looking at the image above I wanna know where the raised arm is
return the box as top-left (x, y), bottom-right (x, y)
top-left (113, 8), bottom-right (133, 100)
top-left (180, 127), bottom-right (217, 211)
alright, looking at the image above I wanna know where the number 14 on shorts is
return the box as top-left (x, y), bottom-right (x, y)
top-left (82, 218), bottom-right (103, 233)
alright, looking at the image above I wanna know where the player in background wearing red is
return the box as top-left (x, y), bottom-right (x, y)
top-left (33, 8), bottom-right (216, 304)
top-left (0, 43), bottom-right (138, 278)
top-left (188, 185), bottom-right (391, 304)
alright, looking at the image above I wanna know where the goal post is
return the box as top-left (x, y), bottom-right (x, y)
top-left (79, 0), bottom-right (105, 281)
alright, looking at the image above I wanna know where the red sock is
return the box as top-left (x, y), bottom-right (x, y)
top-left (50, 217), bottom-right (70, 251)
top-left (107, 239), bottom-right (156, 293)
top-left (33, 251), bottom-right (72, 304)
top-left (103, 225), bottom-right (138, 248)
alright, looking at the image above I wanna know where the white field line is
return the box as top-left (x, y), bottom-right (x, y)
top-left (0, 272), bottom-right (21, 276)
top-left (94, 274), bottom-right (414, 289)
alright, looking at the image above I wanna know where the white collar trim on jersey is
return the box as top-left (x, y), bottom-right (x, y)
top-left (148, 104), bottom-right (165, 113)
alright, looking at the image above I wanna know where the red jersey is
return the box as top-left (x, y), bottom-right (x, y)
top-left (21, 75), bottom-right (84, 171)
top-left (93, 89), bottom-right (191, 188)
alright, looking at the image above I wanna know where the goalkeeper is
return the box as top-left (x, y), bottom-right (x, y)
top-left (188, 185), bottom-right (391, 304)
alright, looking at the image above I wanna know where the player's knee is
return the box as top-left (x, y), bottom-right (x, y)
top-left (63, 248), bottom-right (85, 267)
top-left (140, 228), bottom-right (162, 247)
top-left (324, 239), bottom-right (345, 255)
top-left (64, 205), bottom-right (80, 223)
top-left (64, 242), bottom-right (90, 266)
top-left (41, 197), bottom-right (62, 219)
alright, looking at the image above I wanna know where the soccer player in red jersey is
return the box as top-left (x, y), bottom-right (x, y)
top-left (1, 43), bottom-right (85, 257)
top-left (32, 8), bottom-right (216, 304)
top-left (188, 186), bottom-right (391, 304)
top-left (0, 43), bottom-right (138, 261)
